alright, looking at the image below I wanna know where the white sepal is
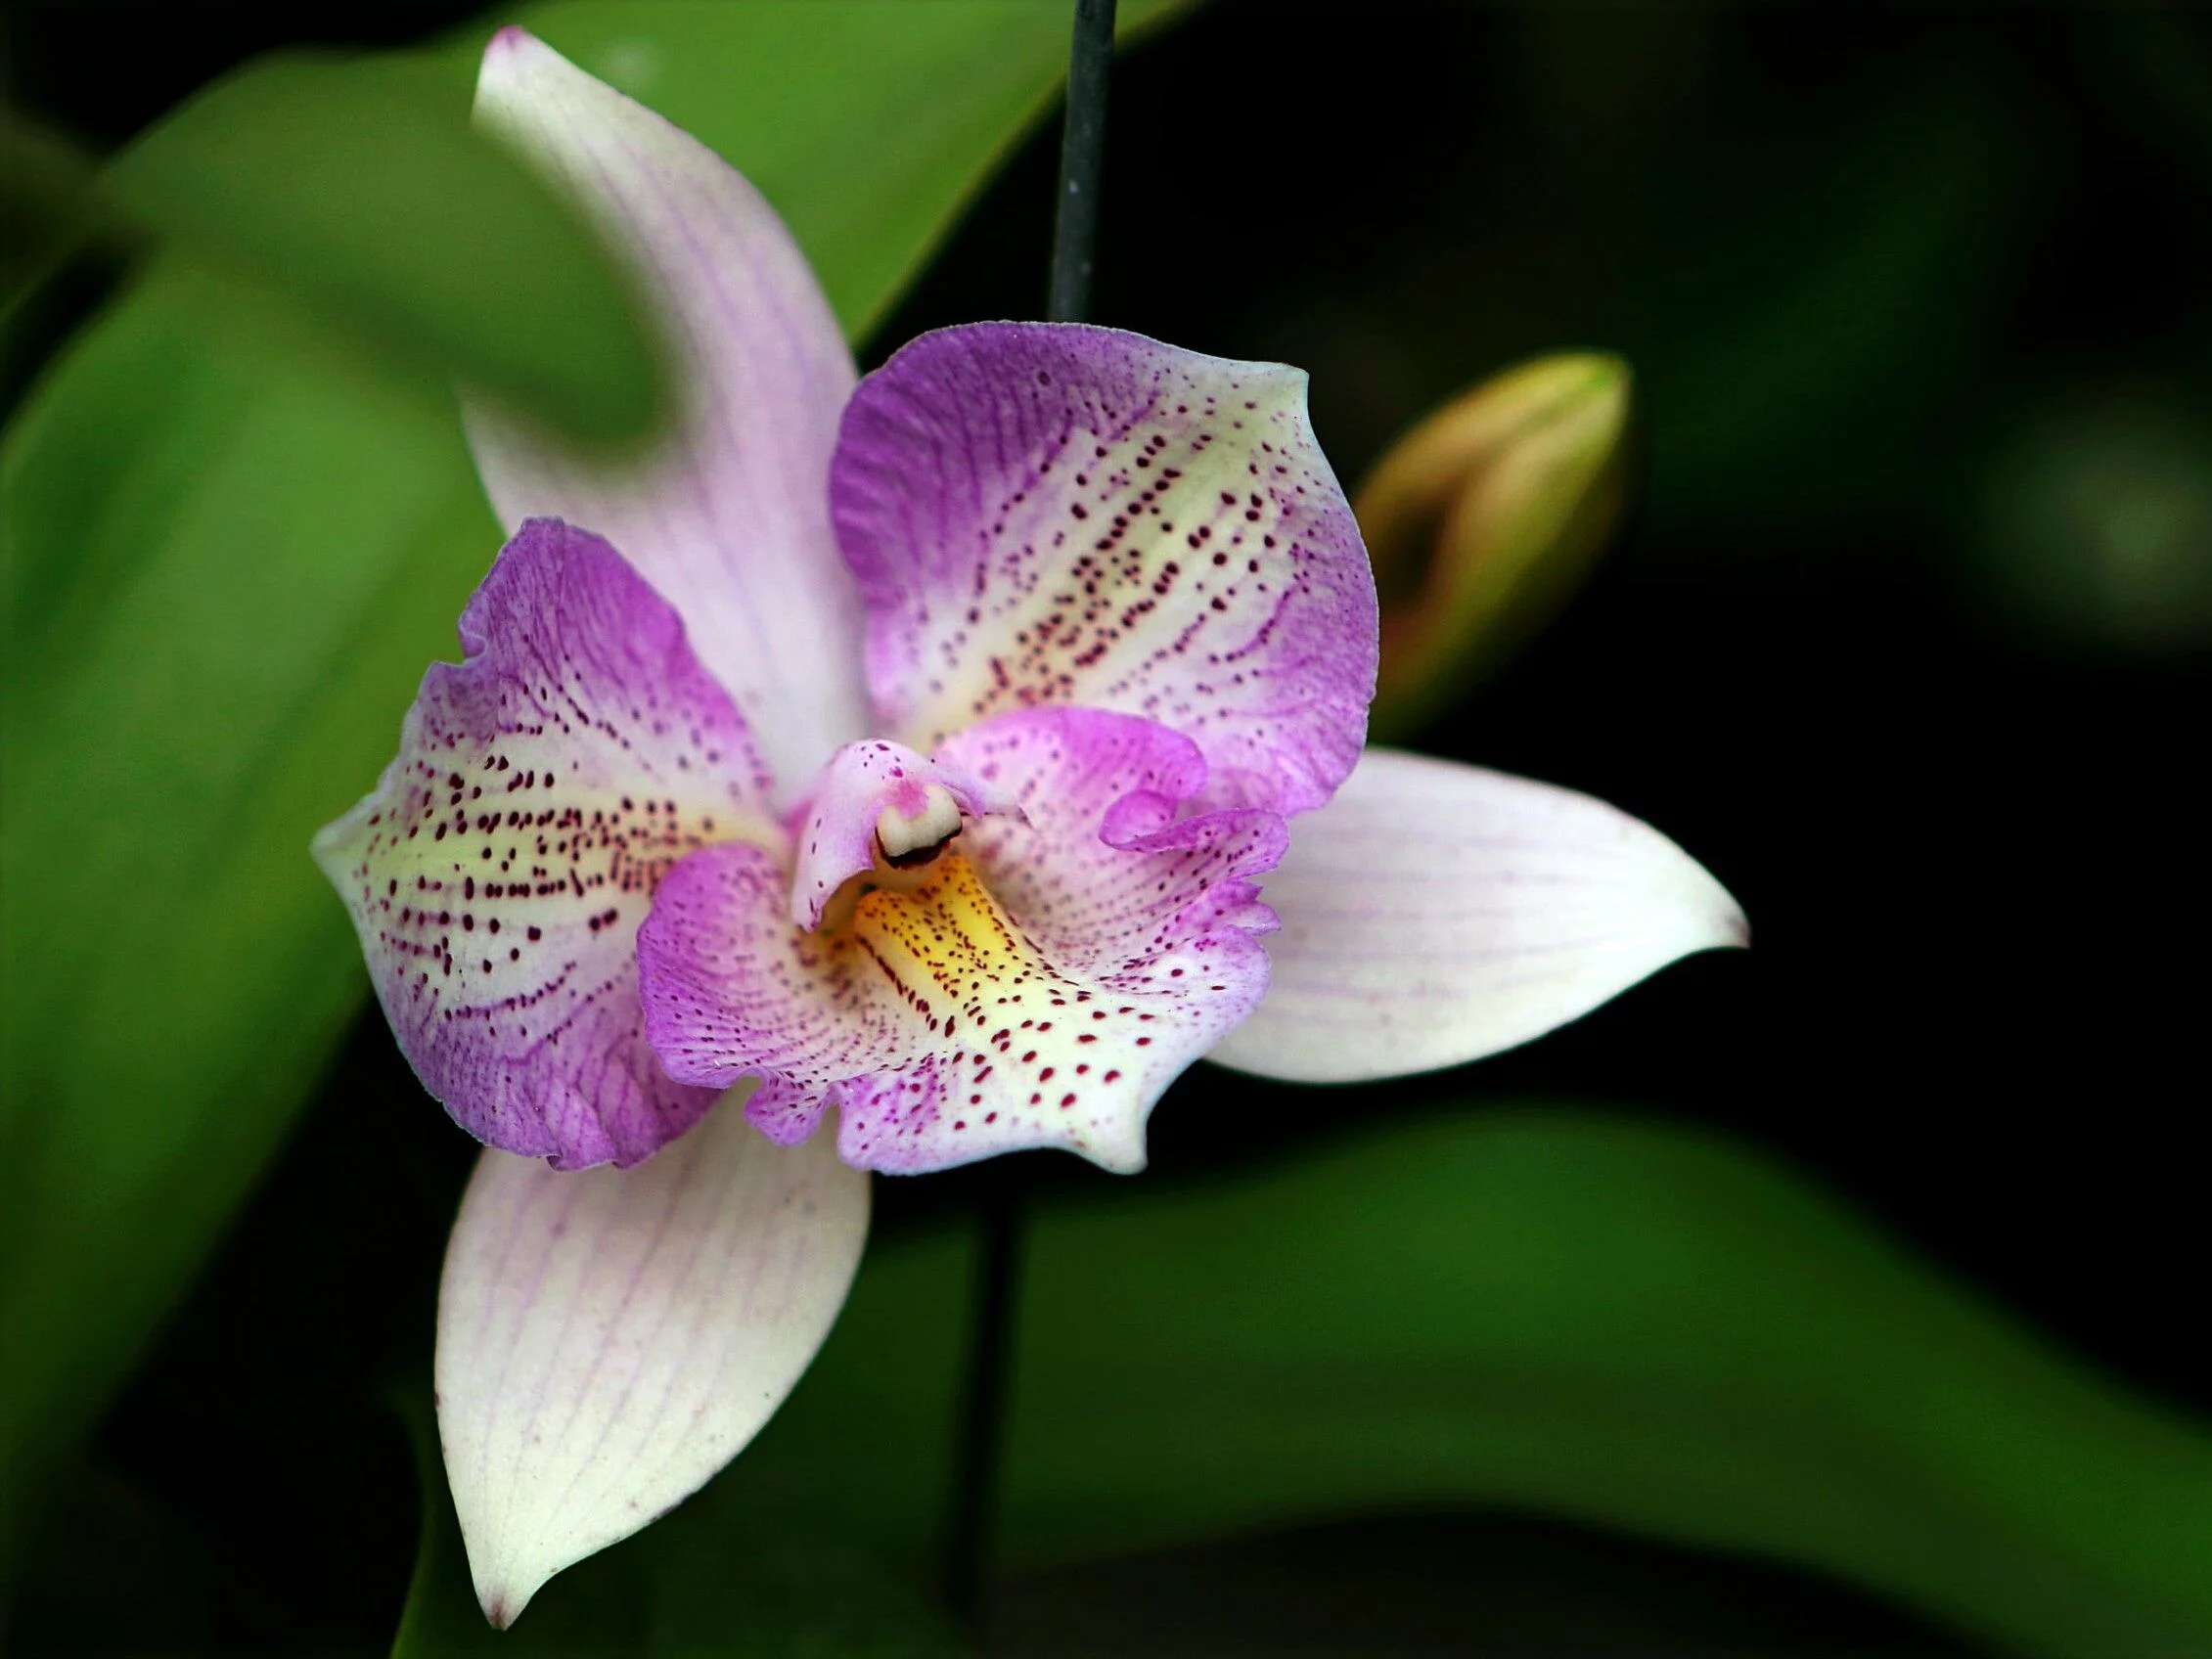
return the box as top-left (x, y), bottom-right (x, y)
top-left (1211, 749), bottom-right (1745, 1082)
top-left (435, 1096), bottom-right (868, 1626)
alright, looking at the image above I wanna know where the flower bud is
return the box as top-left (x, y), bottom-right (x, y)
top-left (1357, 352), bottom-right (1631, 738)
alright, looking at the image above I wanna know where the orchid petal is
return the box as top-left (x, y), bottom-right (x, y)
top-left (466, 29), bottom-right (868, 800)
top-left (312, 517), bottom-right (777, 1168)
top-left (436, 1099), bottom-right (868, 1628)
top-left (1207, 749), bottom-right (1746, 1082)
top-left (833, 323), bottom-right (1377, 814)
top-left (786, 739), bottom-right (1016, 932)
top-left (638, 709), bottom-right (1283, 1175)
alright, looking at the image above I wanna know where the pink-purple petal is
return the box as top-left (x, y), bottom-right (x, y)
top-left (637, 709), bottom-right (1283, 1175)
top-left (942, 707), bottom-right (1287, 971)
top-left (312, 517), bottom-right (778, 1168)
top-left (833, 323), bottom-right (1377, 815)
top-left (1207, 749), bottom-right (1748, 1083)
top-left (437, 1104), bottom-right (868, 1627)
top-left (467, 28), bottom-right (868, 801)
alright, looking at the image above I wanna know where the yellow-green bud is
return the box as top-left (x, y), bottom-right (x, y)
top-left (1357, 352), bottom-right (1631, 739)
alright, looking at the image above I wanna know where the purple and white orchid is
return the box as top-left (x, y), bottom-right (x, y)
top-left (314, 30), bottom-right (1744, 1626)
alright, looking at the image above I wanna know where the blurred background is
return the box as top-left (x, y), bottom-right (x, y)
top-left (4, 1), bottom-right (2207, 1653)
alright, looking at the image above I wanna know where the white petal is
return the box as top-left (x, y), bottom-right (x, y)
top-left (435, 1095), bottom-right (869, 1627)
top-left (466, 29), bottom-right (868, 802)
top-left (1209, 749), bottom-right (1745, 1083)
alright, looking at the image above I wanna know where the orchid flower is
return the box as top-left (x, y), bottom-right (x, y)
top-left (313, 30), bottom-right (1745, 1626)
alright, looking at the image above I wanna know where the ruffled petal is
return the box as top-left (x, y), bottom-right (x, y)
top-left (833, 323), bottom-right (1377, 815)
top-left (466, 28), bottom-right (868, 800)
top-left (786, 738), bottom-right (1016, 931)
top-left (436, 1099), bottom-right (868, 1628)
top-left (638, 709), bottom-right (1283, 1175)
top-left (312, 518), bottom-right (777, 1168)
top-left (1207, 749), bottom-right (1747, 1082)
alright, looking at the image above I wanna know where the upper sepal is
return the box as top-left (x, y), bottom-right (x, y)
top-left (467, 28), bottom-right (869, 802)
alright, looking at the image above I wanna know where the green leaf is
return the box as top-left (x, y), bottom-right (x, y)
top-left (996, 1110), bottom-right (2212, 1657)
top-left (385, 1109), bottom-right (2212, 1653)
top-left (0, 0), bottom-right (1196, 1592)
top-left (0, 260), bottom-right (501, 1579)
top-left (2, 112), bottom-right (106, 316)
top-left (100, 52), bottom-right (663, 447)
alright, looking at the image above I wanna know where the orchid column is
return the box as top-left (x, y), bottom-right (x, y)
top-left (313, 23), bottom-right (1743, 1629)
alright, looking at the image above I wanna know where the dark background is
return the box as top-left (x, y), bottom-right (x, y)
top-left (6, 1), bottom-right (2205, 1651)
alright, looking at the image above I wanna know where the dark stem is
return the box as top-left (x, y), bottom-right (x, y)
top-left (945, 1182), bottom-right (1022, 1624)
top-left (1047, 0), bottom-right (1118, 325)
top-left (945, 0), bottom-right (1117, 1629)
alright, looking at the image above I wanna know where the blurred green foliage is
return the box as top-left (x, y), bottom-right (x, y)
top-left (0, 257), bottom-right (500, 1580)
top-left (1632, 74), bottom-right (2019, 540)
top-left (102, 53), bottom-right (668, 447)
top-left (393, 1111), bottom-right (2212, 1655)
top-left (1, 112), bottom-right (106, 311)
top-left (0, 0), bottom-right (1178, 1589)
top-left (999, 1112), bottom-right (2212, 1655)
top-left (1973, 385), bottom-right (2212, 654)
top-left (6, 57), bottom-right (664, 447)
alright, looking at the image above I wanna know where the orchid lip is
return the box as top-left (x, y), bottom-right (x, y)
top-left (637, 706), bottom-right (1291, 1177)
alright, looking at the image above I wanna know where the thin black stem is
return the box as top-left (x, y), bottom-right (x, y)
top-left (945, 1182), bottom-right (1022, 1624)
top-left (1047, 0), bottom-right (1118, 324)
top-left (945, 0), bottom-right (1117, 1629)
